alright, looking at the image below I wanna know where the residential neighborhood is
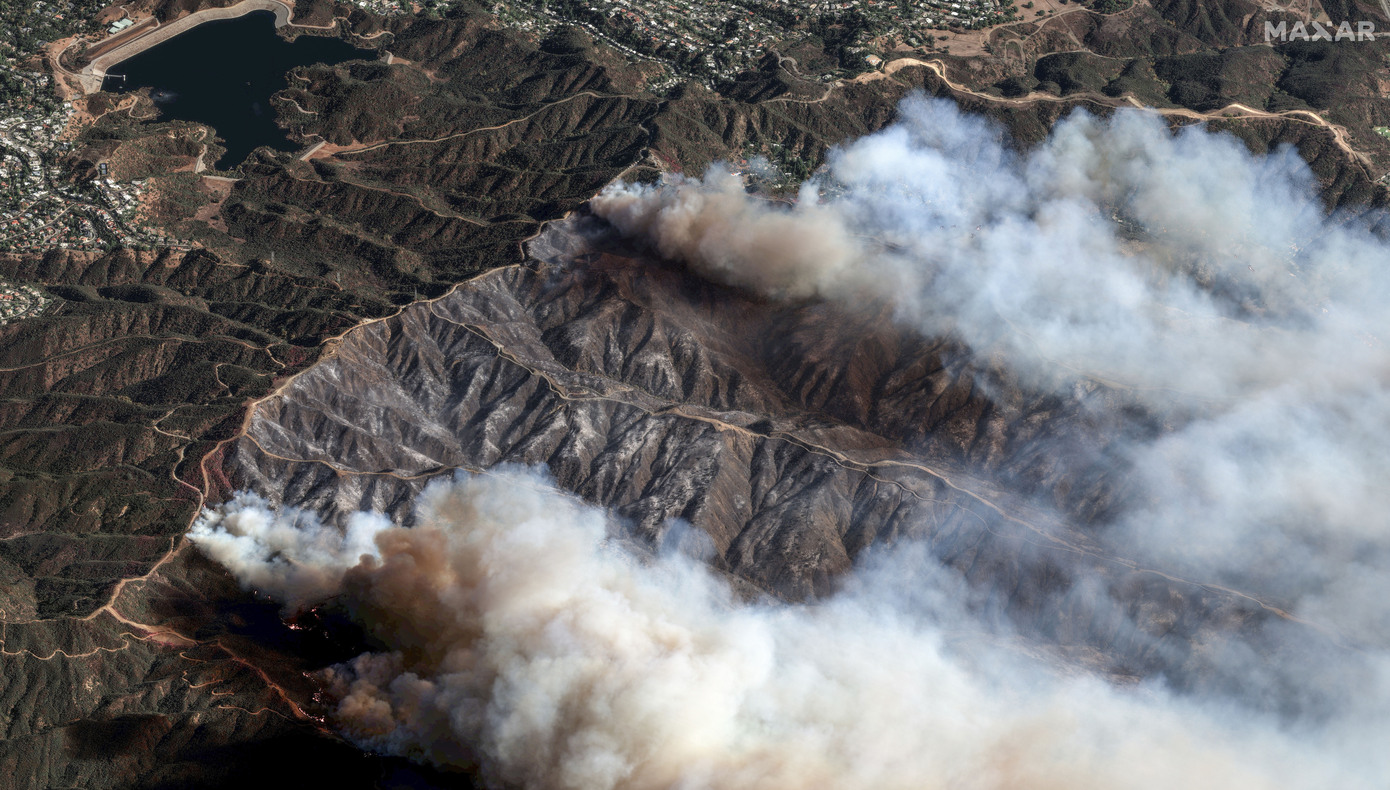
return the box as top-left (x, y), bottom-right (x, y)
top-left (0, 0), bottom-right (106, 64)
top-left (0, 279), bottom-right (50, 323)
top-left (0, 65), bottom-right (173, 253)
top-left (349, 0), bottom-right (415, 15)
top-left (490, 0), bottom-right (1017, 84)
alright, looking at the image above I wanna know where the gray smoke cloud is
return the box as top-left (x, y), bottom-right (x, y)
top-left (190, 468), bottom-right (1371, 789)
top-left (187, 97), bottom-right (1390, 786)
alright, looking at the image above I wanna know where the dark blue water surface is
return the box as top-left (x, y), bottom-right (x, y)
top-left (103, 11), bottom-right (369, 169)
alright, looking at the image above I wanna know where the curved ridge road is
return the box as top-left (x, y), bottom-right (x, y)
top-left (858, 57), bottom-right (1379, 181)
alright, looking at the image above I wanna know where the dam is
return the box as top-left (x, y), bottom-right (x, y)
top-left (100, 10), bottom-right (369, 169)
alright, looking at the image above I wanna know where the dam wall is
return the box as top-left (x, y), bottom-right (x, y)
top-left (79, 0), bottom-right (294, 93)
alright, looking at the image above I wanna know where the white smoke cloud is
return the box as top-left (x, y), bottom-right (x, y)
top-left (188, 490), bottom-right (391, 611)
top-left (591, 97), bottom-right (1390, 659)
top-left (187, 97), bottom-right (1390, 786)
top-left (592, 99), bottom-right (1389, 407)
top-left (192, 468), bottom-right (1373, 789)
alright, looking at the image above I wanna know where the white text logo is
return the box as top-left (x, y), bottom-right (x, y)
top-left (1264, 20), bottom-right (1376, 42)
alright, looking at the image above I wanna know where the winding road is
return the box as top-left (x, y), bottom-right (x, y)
top-left (861, 57), bottom-right (1378, 181)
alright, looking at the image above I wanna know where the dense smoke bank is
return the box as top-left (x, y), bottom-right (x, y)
top-left (589, 167), bottom-right (863, 299)
top-left (592, 99), bottom-right (1386, 408)
top-left (189, 98), bottom-right (1390, 786)
top-left (593, 97), bottom-right (1390, 666)
top-left (191, 468), bottom-right (1359, 789)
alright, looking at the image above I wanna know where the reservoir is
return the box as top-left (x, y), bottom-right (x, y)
top-left (102, 11), bottom-right (369, 169)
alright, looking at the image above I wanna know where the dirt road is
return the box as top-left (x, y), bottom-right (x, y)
top-left (858, 57), bottom-right (1378, 181)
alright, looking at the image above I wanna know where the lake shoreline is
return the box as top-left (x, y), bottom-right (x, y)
top-left (102, 10), bottom-right (371, 168)
top-left (77, 0), bottom-right (341, 95)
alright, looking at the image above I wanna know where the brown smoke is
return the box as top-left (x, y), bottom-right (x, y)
top-left (192, 469), bottom-right (1352, 789)
top-left (591, 166), bottom-right (865, 299)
